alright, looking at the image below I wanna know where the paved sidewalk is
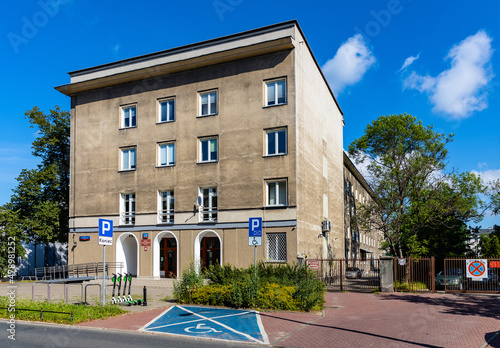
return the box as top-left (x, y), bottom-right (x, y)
top-left (75, 292), bottom-right (500, 348)
top-left (2, 280), bottom-right (500, 347)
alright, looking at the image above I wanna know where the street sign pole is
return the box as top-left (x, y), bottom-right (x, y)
top-left (249, 218), bottom-right (262, 280)
top-left (98, 219), bottom-right (113, 306)
top-left (102, 245), bottom-right (106, 306)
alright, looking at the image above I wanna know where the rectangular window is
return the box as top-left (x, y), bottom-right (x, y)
top-left (158, 143), bottom-right (175, 166)
top-left (121, 193), bottom-right (135, 225)
top-left (121, 148), bottom-right (136, 170)
top-left (158, 191), bottom-right (174, 224)
top-left (266, 180), bottom-right (287, 206)
top-left (266, 128), bottom-right (287, 156)
top-left (159, 99), bottom-right (175, 123)
top-left (265, 79), bottom-right (286, 106)
top-left (121, 105), bottom-right (137, 128)
top-left (199, 187), bottom-right (217, 222)
top-left (267, 233), bottom-right (287, 262)
top-left (199, 91), bottom-right (217, 116)
top-left (199, 137), bottom-right (218, 162)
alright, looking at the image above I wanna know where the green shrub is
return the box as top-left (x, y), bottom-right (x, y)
top-left (293, 278), bottom-right (326, 311)
top-left (173, 263), bottom-right (205, 303)
top-left (192, 284), bottom-right (230, 306)
top-left (258, 282), bottom-right (297, 310)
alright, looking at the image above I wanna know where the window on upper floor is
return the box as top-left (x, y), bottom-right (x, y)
top-left (120, 193), bottom-right (135, 225)
top-left (121, 147), bottom-right (136, 171)
top-left (158, 190), bottom-right (174, 224)
top-left (121, 105), bottom-right (137, 128)
top-left (267, 232), bottom-right (287, 262)
top-left (266, 180), bottom-right (287, 207)
top-left (265, 79), bottom-right (286, 106)
top-left (199, 187), bottom-right (217, 222)
top-left (199, 137), bottom-right (218, 163)
top-left (158, 98), bottom-right (175, 123)
top-left (158, 142), bottom-right (175, 167)
top-left (199, 90), bottom-right (217, 116)
top-left (265, 128), bottom-right (287, 156)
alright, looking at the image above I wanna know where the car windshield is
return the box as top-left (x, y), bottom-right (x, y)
top-left (346, 267), bottom-right (358, 271)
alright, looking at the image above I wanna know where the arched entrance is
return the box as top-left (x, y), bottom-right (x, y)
top-left (153, 231), bottom-right (178, 278)
top-left (116, 233), bottom-right (139, 276)
top-left (194, 230), bottom-right (221, 271)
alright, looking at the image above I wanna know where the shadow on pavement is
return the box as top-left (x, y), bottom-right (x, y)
top-left (260, 312), bottom-right (441, 348)
top-left (485, 331), bottom-right (500, 348)
top-left (379, 293), bottom-right (500, 320)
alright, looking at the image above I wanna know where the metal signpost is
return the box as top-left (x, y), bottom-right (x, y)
top-left (98, 219), bottom-right (113, 306)
top-left (249, 218), bottom-right (262, 269)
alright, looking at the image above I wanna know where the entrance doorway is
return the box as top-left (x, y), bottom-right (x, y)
top-left (160, 237), bottom-right (177, 278)
top-left (200, 237), bottom-right (220, 271)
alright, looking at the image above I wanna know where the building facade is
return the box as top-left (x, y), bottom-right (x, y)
top-left (343, 152), bottom-right (383, 261)
top-left (56, 21), bottom-right (345, 278)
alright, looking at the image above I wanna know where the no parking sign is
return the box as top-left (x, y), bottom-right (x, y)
top-left (466, 259), bottom-right (488, 280)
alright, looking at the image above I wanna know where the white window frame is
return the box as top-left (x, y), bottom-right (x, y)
top-left (265, 128), bottom-right (287, 156)
top-left (158, 190), bottom-right (174, 224)
top-left (199, 137), bottom-right (218, 163)
top-left (199, 187), bottom-right (217, 222)
top-left (121, 147), bottom-right (136, 171)
top-left (265, 79), bottom-right (286, 106)
top-left (266, 232), bottom-right (287, 262)
top-left (199, 90), bottom-right (218, 116)
top-left (158, 142), bottom-right (175, 167)
top-left (266, 180), bottom-right (287, 207)
top-left (121, 105), bottom-right (137, 128)
top-left (120, 193), bottom-right (135, 225)
top-left (158, 98), bottom-right (175, 123)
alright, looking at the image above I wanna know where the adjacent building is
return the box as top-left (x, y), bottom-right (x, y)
top-left (56, 21), bottom-right (350, 278)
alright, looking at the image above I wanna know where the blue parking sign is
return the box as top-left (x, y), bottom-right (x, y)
top-left (249, 218), bottom-right (262, 237)
top-left (98, 219), bottom-right (113, 245)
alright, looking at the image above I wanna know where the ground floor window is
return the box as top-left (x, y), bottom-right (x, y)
top-left (267, 233), bottom-right (287, 262)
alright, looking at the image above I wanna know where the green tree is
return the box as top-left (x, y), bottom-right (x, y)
top-left (0, 209), bottom-right (26, 276)
top-left (479, 234), bottom-right (500, 258)
top-left (349, 114), bottom-right (486, 257)
top-left (4, 106), bottom-right (70, 244)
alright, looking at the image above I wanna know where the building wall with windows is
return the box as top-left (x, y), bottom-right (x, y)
top-left (57, 21), bottom-right (344, 278)
top-left (343, 152), bottom-right (383, 260)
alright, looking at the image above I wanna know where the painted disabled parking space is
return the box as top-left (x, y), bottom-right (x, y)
top-left (139, 305), bottom-right (269, 345)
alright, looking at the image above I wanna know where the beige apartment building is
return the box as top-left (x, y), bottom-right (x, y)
top-left (343, 152), bottom-right (383, 261)
top-left (56, 21), bottom-right (346, 279)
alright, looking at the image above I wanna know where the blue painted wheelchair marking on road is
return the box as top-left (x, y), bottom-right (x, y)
top-left (140, 305), bottom-right (269, 344)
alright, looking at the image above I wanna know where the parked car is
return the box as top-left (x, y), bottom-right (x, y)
top-left (465, 269), bottom-right (500, 291)
top-left (435, 269), bottom-right (463, 290)
top-left (345, 267), bottom-right (362, 279)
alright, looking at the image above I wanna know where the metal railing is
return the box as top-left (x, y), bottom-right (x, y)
top-left (308, 258), bottom-right (380, 293)
top-left (444, 258), bottom-right (500, 293)
top-left (394, 257), bottom-right (435, 293)
top-left (0, 307), bottom-right (73, 321)
top-left (35, 262), bottom-right (123, 280)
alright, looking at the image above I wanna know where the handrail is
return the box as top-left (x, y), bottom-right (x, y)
top-left (35, 262), bottom-right (123, 280)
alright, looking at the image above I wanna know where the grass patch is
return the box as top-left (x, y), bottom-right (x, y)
top-left (394, 281), bottom-right (429, 292)
top-left (0, 297), bottom-right (127, 324)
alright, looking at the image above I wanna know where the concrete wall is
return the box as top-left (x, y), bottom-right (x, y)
top-left (293, 28), bottom-right (344, 260)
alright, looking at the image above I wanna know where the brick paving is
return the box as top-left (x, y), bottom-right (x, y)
top-left (3, 280), bottom-right (500, 347)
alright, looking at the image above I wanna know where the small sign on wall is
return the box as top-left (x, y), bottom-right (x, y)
top-left (141, 239), bottom-right (151, 247)
top-left (79, 236), bottom-right (90, 241)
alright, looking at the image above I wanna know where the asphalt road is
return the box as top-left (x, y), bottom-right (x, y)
top-left (3, 322), bottom-right (266, 348)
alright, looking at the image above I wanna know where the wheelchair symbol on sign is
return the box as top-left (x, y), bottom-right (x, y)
top-left (185, 323), bottom-right (222, 334)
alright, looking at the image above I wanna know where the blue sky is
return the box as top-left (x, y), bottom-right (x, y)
top-left (1, 0), bottom-right (499, 228)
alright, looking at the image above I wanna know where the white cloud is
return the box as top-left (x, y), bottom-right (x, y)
top-left (403, 30), bottom-right (493, 119)
top-left (472, 169), bottom-right (500, 184)
top-left (399, 54), bottom-right (420, 71)
top-left (322, 34), bottom-right (376, 95)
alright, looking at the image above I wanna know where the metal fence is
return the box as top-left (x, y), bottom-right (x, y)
top-left (307, 258), bottom-right (380, 293)
top-left (444, 258), bottom-right (500, 294)
top-left (394, 257), bottom-right (435, 293)
top-left (35, 262), bottom-right (123, 280)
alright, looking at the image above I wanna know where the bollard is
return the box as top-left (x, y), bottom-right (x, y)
top-left (143, 286), bottom-right (147, 306)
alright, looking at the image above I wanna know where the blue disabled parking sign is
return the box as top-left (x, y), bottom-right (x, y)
top-left (140, 306), bottom-right (269, 344)
top-left (249, 217), bottom-right (262, 246)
